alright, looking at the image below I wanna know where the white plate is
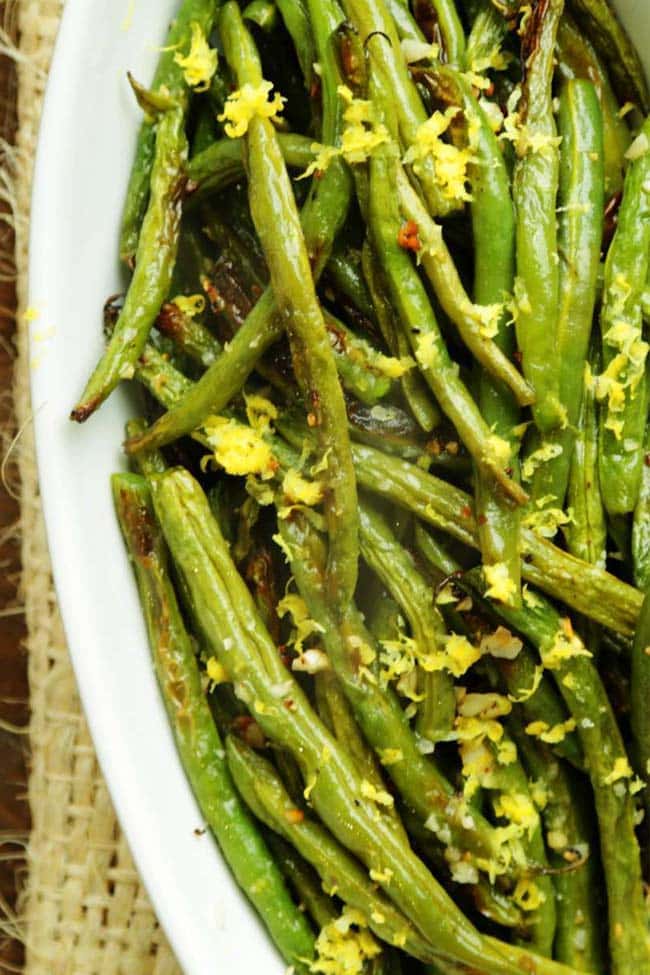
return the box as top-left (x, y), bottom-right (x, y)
top-left (28, 3), bottom-right (650, 974)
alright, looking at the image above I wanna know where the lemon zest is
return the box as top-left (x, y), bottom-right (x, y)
top-left (174, 23), bottom-right (217, 92)
top-left (219, 80), bottom-right (286, 138)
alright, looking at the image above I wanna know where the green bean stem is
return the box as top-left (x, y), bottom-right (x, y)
top-left (340, 0), bottom-right (462, 216)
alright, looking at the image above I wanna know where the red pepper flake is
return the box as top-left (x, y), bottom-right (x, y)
top-left (397, 219), bottom-right (422, 252)
top-left (232, 715), bottom-right (266, 749)
top-left (285, 808), bottom-right (305, 825)
top-left (478, 513), bottom-right (488, 526)
top-left (461, 505), bottom-right (472, 519)
top-left (645, 453), bottom-right (650, 468)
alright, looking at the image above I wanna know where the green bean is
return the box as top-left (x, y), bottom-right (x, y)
top-left (413, 523), bottom-right (585, 771)
top-left (395, 162), bottom-right (534, 408)
top-left (632, 426), bottom-right (650, 589)
top-left (326, 247), bottom-right (378, 324)
top-left (119, 0), bottom-right (220, 265)
top-left (243, 0), bottom-right (280, 32)
top-left (314, 669), bottom-right (404, 823)
top-left (368, 140), bottom-right (526, 505)
top-left (348, 440), bottom-right (643, 636)
top-left (465, 0), bottom-right (508, 70)
top-left (227, 734), bottom-right (445, 964)
top-left (132, 344), bottom-right (644, 641)
top-left (510, 720), bottom-right (605, 973)
top-left (597, 117), bottom-right (650, 515)
top-left (565, 351), bottom-right (607, 570)
top-left (528, 79), bottom-right (605, 513)
top-left (361, 242), bottom-right (442, 433)
top-left (220, 3), bottom-right (358, 613)
top-left (322, 313), bottom-right (395, 406)
top-left (470, 574), bottom-right (650, 975)
top-left (149, 467), bottom-right (548, 975)
top-left (631, 587), bottom-right (650, 825)
top-left (435, 64), bottom-right (522, 606)
top-left (512, 0), bottom-right (564, 435)
top-left (125, 0), bottom-right (353, 463)
top-left (358, 502), bottom-right (455, 744)
top-left (488, 749), bottom-right (557, 957)
top-left (136, 341), bottom-right (194, 403)
top-left (111, 473), bottom-right (316, 971)
top-left (71, 105), bottom-right (187, 422)
top-left (275, 0), bottom-right (316, 90)
top-left (187, 131), bottom-right (317, 202)
top-left (263, 833), bottom-right (336, 934)
top-left (385, 0), bottom-right (427, 43)
top-left (124, 419), bottom-right (167, 477)
top-left (191, 101), bottom-right (220, 157)
top-left (278, 511), bottom-right (511, 873)
top-left (155, 301), bottom-right (222, 368)
top-left (556, 14), bottom-right (631, 197)
top-left (567, 0), bottom-right (649, 113)
top-left (642, 285), bottom-right (650, 322)
top-left (339, 0), bottom-right (462, 217)
top-left (413, 0), bottom-right (467, 68)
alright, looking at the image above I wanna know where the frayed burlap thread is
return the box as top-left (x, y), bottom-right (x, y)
top-left (12, 3), bottom-right (181, 972)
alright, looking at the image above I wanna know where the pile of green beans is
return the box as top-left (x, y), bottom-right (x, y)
top-left (74, 0), bottom-right (650, 972)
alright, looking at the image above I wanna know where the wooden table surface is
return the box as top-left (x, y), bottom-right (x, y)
top-left (0, 9), bottom-right (29, 967)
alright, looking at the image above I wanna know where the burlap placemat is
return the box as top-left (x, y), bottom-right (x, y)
top-left (12, 3), bottom-right (182, 971)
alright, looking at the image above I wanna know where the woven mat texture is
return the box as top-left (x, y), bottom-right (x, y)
top-left (13, 3), bottom-right (181, 971)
